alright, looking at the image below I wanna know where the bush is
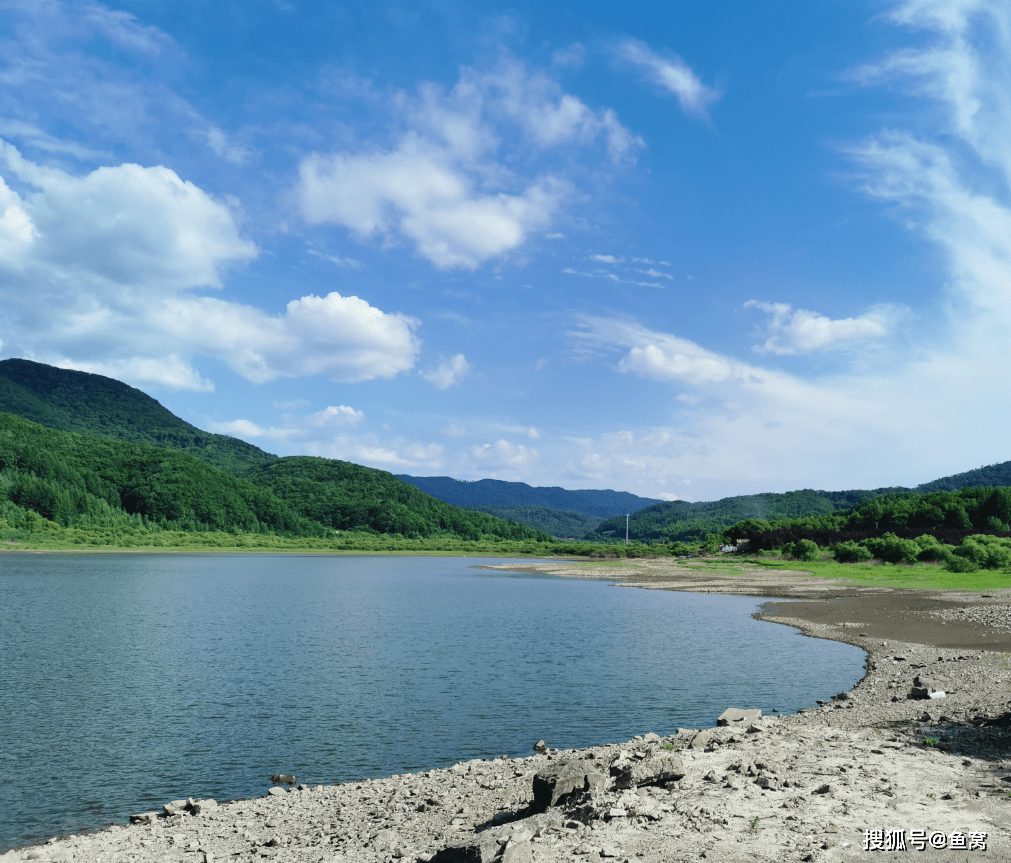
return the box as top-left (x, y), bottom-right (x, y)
top-left (863, 532), bottom-right (920, 564)
top-left (782, 538), bottom-right (820, 561)
top-left (834, 540), bottom-right (873, 563)
top-left (953, 534), bottom-right (1011, 569)
top-left (946, 555), bottom-right (980, 573)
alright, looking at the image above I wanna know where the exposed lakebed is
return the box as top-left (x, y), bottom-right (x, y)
top-left (0, 554), bottom-right (864, 851)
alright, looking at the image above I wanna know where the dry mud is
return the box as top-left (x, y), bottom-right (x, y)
top-left (6, 559), bottom-right (1011, 863)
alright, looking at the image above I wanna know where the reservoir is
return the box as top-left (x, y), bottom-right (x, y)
top-left (0, 554), bottom-right (865, 851)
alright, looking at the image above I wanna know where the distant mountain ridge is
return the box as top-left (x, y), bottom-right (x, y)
top-left (394, 475), bottom-right (662, 519)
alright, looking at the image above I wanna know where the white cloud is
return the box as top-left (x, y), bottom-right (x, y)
top-left (0, 145), bottom-right (423, 390)
top-left (589, 253), bottom-right (623, 263)
top-left (308, 248), bottom-right (364, 269)
top-left (53, 355), bottom-right (214, 392)
top-left (297, 57), bottom-right (640, 269)
top-left (744, 301), bottom-right (892, 354)
top-left (155, 293), bottom-right (420, 384)
top-left (471, 439), bottom-right (538, 473)
top-left (420, 353), bottom-right (471, 389)
top-left (440, 422), bottom-right (468, 438)
top-left (0, 141), bottom-right (257, 288)
top-left (209, 404), bottom-right (365, 442)
top-left (614, 39), bottom-right (720, 118)
top-left (208, 418), bottom-right (266, 438)
top-left (308, 405), bottom-right (366, 428)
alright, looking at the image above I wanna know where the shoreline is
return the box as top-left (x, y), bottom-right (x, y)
top-left (6, 558), bottom-right (1011, 862)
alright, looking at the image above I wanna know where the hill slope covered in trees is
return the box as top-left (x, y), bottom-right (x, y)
top-left (394, 475), bottom-right (660, 518)
top-left (0, 358), bottom-right (275, 475)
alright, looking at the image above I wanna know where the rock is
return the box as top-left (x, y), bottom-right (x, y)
top-left (910, 676), bottom-right (948, 699)
top-left (642, 732), bottom-right (661, 743)
top-left (610, 750), bottom-right (686, 789)
top-left (717, 708), bottom-right (761, 727)
top-left (267, 787), bottom-right (287, 797)
top-left (431, 833), bottom-right (502, 862)
top-left (189, 799), bottom-right (218, 815)
top-left (375, 829), bottom-right (398, 849)
top-left (601, 847), bottom-right (621, 858)
top-left (501, 840), bottom-right (533, 863)
top-left (812, 784), bottom-right (833, 795)
top-left (129, 812), bottom-right (158, 825)
top-left (270, 773), bottom-right (296, 785)
top-left (745, 723), bottom-right (764, 734)
top-left (532, 761), bottom-right (607, 809)
top-left (688, 730), bottom-right (714, 750)
top-left (533, 740), bottom-right (548, 754)
top-left (163, 800), bottom-right (189, 816)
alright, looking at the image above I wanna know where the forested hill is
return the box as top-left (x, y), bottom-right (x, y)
top-left (590, 487), bottom-right (909, 543)
top-left (916, 461), bottom-right (1011, 493)
top-left (394, 475), bottom-right (660, 518)
top-left (0, 359), bottom-right (274, 475)
top-left (0, 412), bottom-right (551, 542)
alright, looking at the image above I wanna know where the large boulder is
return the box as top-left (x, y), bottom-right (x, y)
top-left (610, 750), bottom-right (685, 789)
top-left (532, 761), bottom-right (607, 810)
top-left (717, 708), bottom-right (761, 727)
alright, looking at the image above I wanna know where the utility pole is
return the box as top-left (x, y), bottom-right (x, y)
top-left (625, 513), bottom-right (629, 546)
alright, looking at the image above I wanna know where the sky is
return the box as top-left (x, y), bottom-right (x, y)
top-left (0, 0), bottom-right (1008, 502)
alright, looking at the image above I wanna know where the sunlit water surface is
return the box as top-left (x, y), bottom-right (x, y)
top-left (0, 554), bottom-right (865, 850)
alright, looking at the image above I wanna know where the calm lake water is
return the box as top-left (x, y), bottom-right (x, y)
top-left (0, 554), bottom-right (865, 850)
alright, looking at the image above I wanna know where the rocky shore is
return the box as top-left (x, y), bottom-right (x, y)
top-left (5, 560), bottom-right (1011, 863)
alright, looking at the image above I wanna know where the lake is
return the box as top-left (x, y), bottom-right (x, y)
top-left (0, 553), bottom-right (865, 851)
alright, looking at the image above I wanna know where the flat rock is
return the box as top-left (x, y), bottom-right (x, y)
top-left (717, 708), bottom-right (761, 727)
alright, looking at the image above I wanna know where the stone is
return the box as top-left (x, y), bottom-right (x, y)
top-left (129, 812), bottom-right (159, 825)
top-left (745, 723), bottom-right (763, 734)
top-left (909, 676), bottom-right (948, 700)
top-left (189, 799), bottom-right (218, 815)
top-left (533, 740), bottom-right (548, 754)
top-left (532, 762), bottom-right (607, 809)
top-left (812, 784), bottom-right (833, 795)
top-left (270, 773), bottom-right (296, 785)
top-left (610, 751), bottom-right (686, 789)
top-left (163, 800), bottom-right (189, 816)
top-left (717, 708), bottom-right (761, 727)
top-left (688, 730), bottom-right (714, 750)
top-left (501, 840), bottom-right (533, 863)
top-left (267, 787), bottom-right (287, 797)
top-left (431, 833), bottom-right (502, 862)
top-left (642, 732), bottom-right (661, 744)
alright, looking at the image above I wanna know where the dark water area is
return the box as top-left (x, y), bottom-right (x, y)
top-left (0, 554), bottom-right (865, 851)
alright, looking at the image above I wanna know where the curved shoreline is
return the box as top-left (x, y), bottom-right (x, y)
top-left (5, 560), bottom-right (1011, 862)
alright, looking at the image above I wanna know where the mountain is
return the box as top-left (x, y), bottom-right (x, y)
top-left (460, 504), bottom-right (603, 538)
top-left (0, 359), bottom-right (550, 543)
top-left (590, 487), bottom-right (910, 543)
top-left (0, 358), bottom-right (274, 475)
top-left (394, 475), bottom-right (661, 518)
top-left (916, 461), bottom-right (1011, 493)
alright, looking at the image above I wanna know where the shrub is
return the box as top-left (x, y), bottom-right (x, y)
top-left (946, 555), bottom-right (980, 573)
top-left (783, 538), bottom-right (820, 561)
top-left (863, 532), bottom-right (920, 564)
top-left (834, 540), bottom-right (872, 563)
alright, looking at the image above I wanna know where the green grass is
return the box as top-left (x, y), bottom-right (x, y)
top-left (735, 556), bottom-right (1011, 590)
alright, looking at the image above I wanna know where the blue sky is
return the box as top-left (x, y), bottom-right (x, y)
top-left (0, 0), bottom-right (1007, 501)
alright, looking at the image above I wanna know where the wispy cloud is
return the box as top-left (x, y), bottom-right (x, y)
top-left (614, 39), bottom-right (720, 118)
top-left (744, 301), bottom-right (894, 354)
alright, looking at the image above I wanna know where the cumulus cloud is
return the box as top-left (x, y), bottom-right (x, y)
top-left (208, 404), bottom-right (365, 442)
top-left (471, 439), bottom-right (538, 473)
top-left (0, 144), bottom-right (422, 390)
top-left (744, 301), bottom-right (892, 354)
top-left (614, 39), bottom-right (720, 118)
top-left (420, 353), bottom-right (471, 389)
top-left (297, 57), bottom-right (640, 269)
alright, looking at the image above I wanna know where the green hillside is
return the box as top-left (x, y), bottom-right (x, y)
top-left (247, 458), bottom-right (549, 541)
top-left (0, 358), bottom-right (274, 474)
top-left (460, 504), bottom-right (603, 538)
top-left (395, 474), bottom-right (660, 518)
top-left (0, 412), bottom-right (551, 543)
top-left (0, 412), bottom-right (319, 535)
top-left (590, 487), bottom-right (908, 543)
